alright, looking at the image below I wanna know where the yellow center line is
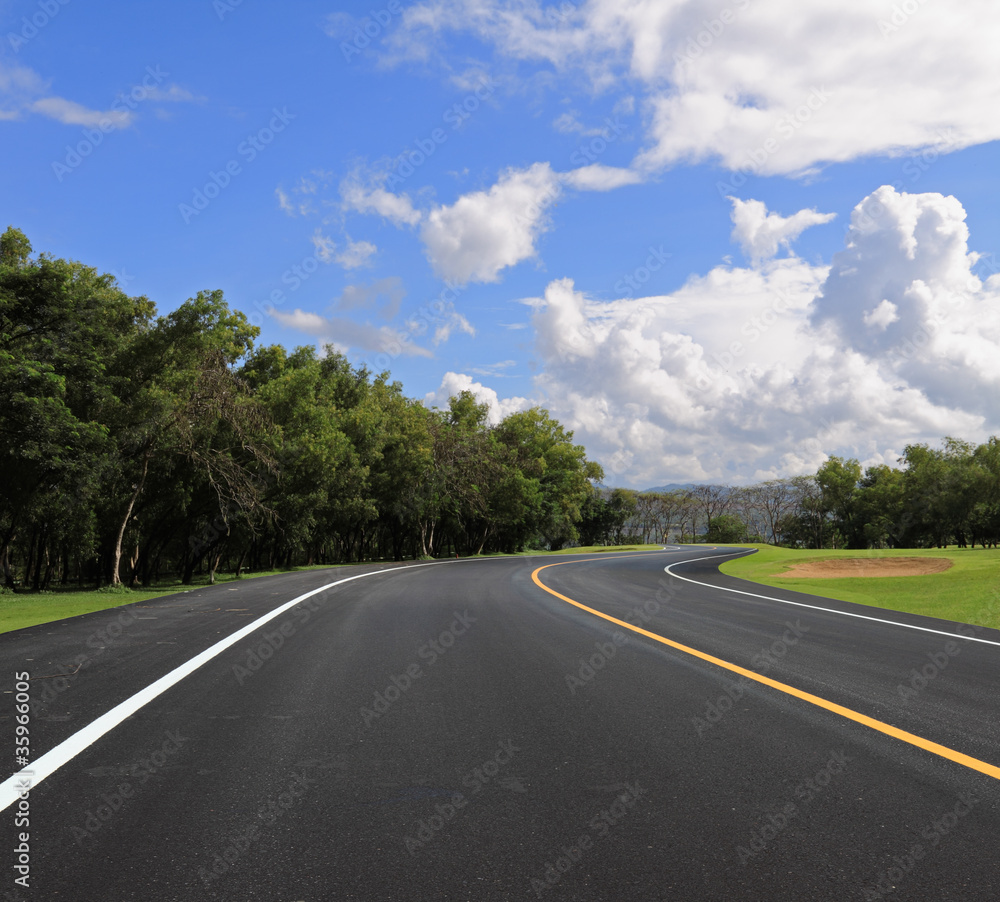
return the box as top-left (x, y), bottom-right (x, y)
top-left (531, 558), bottom-right (1000, 783)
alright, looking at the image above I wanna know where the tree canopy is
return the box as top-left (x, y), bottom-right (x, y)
top-left (0, 228), bottom-right (604, 589)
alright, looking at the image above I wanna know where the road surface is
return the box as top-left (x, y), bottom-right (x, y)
top-left (1, 547), bottom-right (998, 900)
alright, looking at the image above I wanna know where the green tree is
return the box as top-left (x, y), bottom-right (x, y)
top-left (816, 456), bottom-right (863, 548)
top-left (704, 513), bottom-right (746, 544)
top-left (494, 408), bottom-right (603, 549)
top-left (0, 229), bottom-right (154, 587)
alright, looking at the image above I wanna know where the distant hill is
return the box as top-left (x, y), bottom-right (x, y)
top-left (642, 483), bottom-right (699, 493)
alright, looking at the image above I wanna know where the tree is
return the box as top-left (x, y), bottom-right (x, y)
top-left (816, 457), bottom-right (863, 548)
top-left (704, 514), bottom-right (746, 544)
top-left (0, 230), bottom-right (154, 587)
top-left (494, 408), bottom-right (603, 549)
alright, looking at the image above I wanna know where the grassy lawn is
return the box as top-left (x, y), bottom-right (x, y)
top-left (718, 544), bottom-right (1000, 630)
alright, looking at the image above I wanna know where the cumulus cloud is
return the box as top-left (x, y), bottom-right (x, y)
top-left (729, 197), bottom-right (835, 264)
top-left (425, 372), bottom-right (530, 425)
top-left (515, 186), bottom-right (1000, 486)
top-left (420, 162), bottom-right (561, 284)
top-left (386, 1), bottom-right (1000, 176)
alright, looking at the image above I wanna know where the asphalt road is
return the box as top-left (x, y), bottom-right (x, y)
top-left (1, 547), bottom-right (998, 901)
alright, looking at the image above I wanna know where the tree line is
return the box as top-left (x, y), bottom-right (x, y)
top-left (0, 227), bottom-right (603, 590)
top-left (5, 226), bottom-right (995, 592)
top-left (581, 441), bottom-right (1000, 551)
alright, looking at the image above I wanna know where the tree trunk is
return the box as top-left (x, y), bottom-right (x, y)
top-left (111, 451), bottom-right (151, 587)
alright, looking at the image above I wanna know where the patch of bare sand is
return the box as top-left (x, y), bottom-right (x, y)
top-left (776, 558), bottom-right (953, 579)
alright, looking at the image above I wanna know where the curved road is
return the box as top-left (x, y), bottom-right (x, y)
top-left (1, 547), bottom-right (998, 900)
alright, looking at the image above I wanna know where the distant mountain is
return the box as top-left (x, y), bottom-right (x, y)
top-left (642, 483), bottom-right (699, 493)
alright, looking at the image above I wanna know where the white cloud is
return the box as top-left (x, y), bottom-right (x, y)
top-left (335, 278), bottom-right (406, 319)
top-left (729, 197), bottom-right (835, 264)
top-left (562, 164), bottom-right (642, 192)
top-left (863, 299), bottom-right (899, 331)
top-left (424, 372), bottom-right (530, 425)
top-left (311, 229), bottom-right (377, 269)
top-left (311, 229), bottom-right (337, 262)
top-left (404, 300), bottom-right (475, 345)
top-left (553, 111), bottom-right (607, 136)
top-left (420, 162), bottom-right (561, 284)
top-left (273, 308), bottom-right (433, 358)
top-left (341, 175), bottom-right (422, 226)
top-left (470, 359), bottom-right (517, 377)
top-left (387, 1), bottom-right (1000, 177)
top-left (144, 85), bottom-right (204, 103)
top-left (29, 96), bottom-right (132, 129)
top-left (516, 186), bottom-right (1000, 486)
top-left (430, 309), bottom-right (476, 345)
top-left (2, 62), bottom-right (200, 127)
top-left (336, 237), bottom-right (378, 269)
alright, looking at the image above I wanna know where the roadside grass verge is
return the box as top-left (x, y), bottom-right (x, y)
top-left (718, 544), bottom-right (1000, 630)
top-left (0, 564), bottom-right (341, 635)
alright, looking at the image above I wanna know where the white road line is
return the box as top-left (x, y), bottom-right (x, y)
top-left (666, 549), bottom-right (1000, 648)
top-left (0, 561), bottom-right (449, 813)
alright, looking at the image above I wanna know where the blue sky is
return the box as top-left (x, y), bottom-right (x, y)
top-left (5, 0), bottom-right (1000, 487)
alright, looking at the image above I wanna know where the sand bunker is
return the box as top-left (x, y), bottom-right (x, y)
top-left (777, 557), bottom-right (953, 579)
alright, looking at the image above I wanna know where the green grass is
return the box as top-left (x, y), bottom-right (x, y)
top-left (718, 544), bottom-right (1000, 630)
top-left (0, 564), bottom-right (343, 635)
